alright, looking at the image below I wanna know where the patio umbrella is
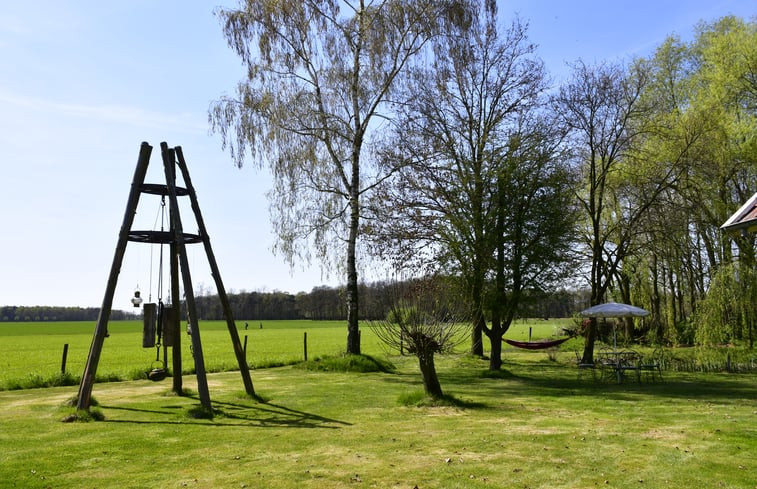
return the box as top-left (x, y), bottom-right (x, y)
top-left (579, 302), bottom-right (649, 349)
top-left (579, 302), bottom-right (650, 319)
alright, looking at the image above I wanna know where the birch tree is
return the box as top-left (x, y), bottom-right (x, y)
top-left (210, 0), bottom-right (466, 353)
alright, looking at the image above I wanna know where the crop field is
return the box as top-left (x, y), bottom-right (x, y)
top-left (0, 318), bottom-right (572, 390)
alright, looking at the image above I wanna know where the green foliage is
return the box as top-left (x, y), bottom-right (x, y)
top-left (385, 305), bottom-right (420, 326)
top-left (694, 262), bottom-right (756, 345)
top-left (665, 346), bottom-right (757, 373)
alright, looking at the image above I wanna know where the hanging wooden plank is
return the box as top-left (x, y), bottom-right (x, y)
top-left (161, 305), bottom-right (178, 347)
top-left (142, 303), bottom-right (157, 348)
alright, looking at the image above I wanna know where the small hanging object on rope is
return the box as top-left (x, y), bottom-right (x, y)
top-left (147, 329), bottom-right (166, 381)
top-left (147, 354), bottom-right (167, 381)
top-left (131, 289), bottom-right (144, 308)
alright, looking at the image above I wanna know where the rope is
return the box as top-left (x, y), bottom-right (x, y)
top-left (156, 196), bottom-right (166, 350)
top-left (147, 196), bottom-right (164, 302)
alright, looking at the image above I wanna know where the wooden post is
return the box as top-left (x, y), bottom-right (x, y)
top-left (161, 143), bottom-right (211, 410)
top-left (175, 146), bottom-right (255, 397)
top-left (169, 227), bottom-right (182, 394)
top-left (77, 142), bottom-right (152, 411)
top-left (61, 344), bottom-right (69, 374)
top-left (243, 335), bottom-right (248, 357)
top-left (304, 332), bottom-right (308, 361)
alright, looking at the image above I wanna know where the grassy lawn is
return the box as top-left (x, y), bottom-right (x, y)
top-left (0, 348), bottom-right (755, 488)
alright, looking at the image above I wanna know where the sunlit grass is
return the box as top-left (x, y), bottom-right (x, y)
top-left (0, 319), bottom-right (565, 390)
top-left (0, 352), bottom-right (754, 488)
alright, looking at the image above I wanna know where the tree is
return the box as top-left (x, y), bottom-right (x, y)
top-left (210, 0), bottom-right (464, 354)
top-left (552, 60), bottom-right (684, 363)
top-left (683, 17), bottom-right (756, 347)
top-left (369, 278), bottom-right (468, 398)
top-left (374, 4), bottom-right (563, 363)
top-left (485, 121), bottom-right (577, 370)
top-left (627, 17), bottom-right (757, 346)
top-left (695, 262), bottom-right (755, 347)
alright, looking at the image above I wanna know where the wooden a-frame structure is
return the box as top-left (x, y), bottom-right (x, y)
top-left (76, 142), bottom-right (254, 411)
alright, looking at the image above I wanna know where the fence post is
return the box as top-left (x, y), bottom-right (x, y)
top-left (304, 332), bottom-right (308, 361)
top-left (61, 344), bottom-right (69, 374)
top-left (243, 335), bottom-right (248, 358)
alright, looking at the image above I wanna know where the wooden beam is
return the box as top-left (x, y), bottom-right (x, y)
top-left (77, 142), bottom-right (152, 411)
top-left (161, 143), bottom-right (211, 410)
top-left (175, 146), bottom-right (255, 397)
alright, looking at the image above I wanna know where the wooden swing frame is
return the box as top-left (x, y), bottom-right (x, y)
top-left (76, 142), bottom-right (254, 412)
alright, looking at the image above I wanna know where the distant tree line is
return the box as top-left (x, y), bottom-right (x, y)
top-left (0, 281), bottom-right (588, 323)
top-left (191, 279), bottom-right (587, 322)
top-left (0, 306), bottom-right (137, 322)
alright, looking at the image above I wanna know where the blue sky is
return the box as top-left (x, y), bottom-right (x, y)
top-left (0, 1), bottom-right (753, 311)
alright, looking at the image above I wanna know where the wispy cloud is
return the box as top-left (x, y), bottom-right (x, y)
top-left (0, 90), bottom-right (206, 134)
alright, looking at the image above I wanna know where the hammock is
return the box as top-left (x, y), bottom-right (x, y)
top-left (503, 336), bottom-right (572, 350)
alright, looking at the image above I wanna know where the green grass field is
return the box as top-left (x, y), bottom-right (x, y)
top-left (0, 319), bottom-right (570, 390)
top-left (0, 354), bottom-right (755, 488)
top-left (1, 319), bottom-right (755, 488)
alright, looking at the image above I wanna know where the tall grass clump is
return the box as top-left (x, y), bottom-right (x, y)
top-left (299, 353), bottom-right (395, 373)
top-left (2, 371), bottom-right (79, 391)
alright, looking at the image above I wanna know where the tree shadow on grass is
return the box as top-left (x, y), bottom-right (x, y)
top-left (100, 395), bottom-right (352, 429)
top-left (474, 361), bottom-right (757, 403)
top-left (382, 354), bottom-right (757, 404)
top-left (374, 369), bottom-right (492, 410)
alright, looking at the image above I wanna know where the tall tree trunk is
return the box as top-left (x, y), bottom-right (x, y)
top-left (581, 222), bottom-right (604, 364)
top-left (470, 271), bottom-right (485, 356)
top-left (471, 310), bottom-right (485, 356)
top-left (418, 352), bottom-right (443, 398)
top-left (667, 266), bottom-right (677, 330)
top-left (487, 317), bottom-right (503, 371)
top-left (650, 253), bottom-right (663, 343)
top-left (617, 269), bottom-right (633, 343)
top-left (346, 161), bottom-right (361, 354)
top-left (583, 317), bottom-right (598, 364)
top-left (488, 175), bottom-right (506, 371)
top-left (489, 335), bottom-right (502, 370)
